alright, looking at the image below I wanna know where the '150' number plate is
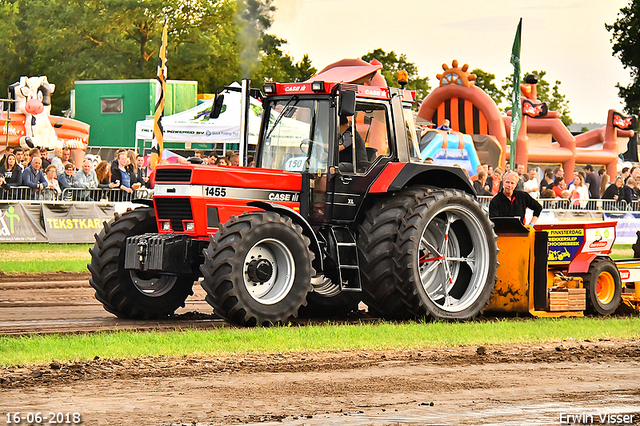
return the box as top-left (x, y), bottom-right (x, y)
top-left (204, 186), bottom-right (227, 197)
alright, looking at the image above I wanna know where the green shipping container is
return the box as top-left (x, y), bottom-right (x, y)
top-left (72, 79), bottom-right (197, 150)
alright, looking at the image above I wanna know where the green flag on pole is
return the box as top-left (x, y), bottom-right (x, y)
top-left (510, 18), bottom-right (522, 171)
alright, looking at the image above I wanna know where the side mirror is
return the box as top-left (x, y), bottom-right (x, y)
top-left (338, 90), bottom-right (356, 117)
top-left (210, 94), bottom-right (225, 119)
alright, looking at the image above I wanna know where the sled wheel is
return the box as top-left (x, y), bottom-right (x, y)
top-left (394, 189), bottom-right (498, 320)
top-left (200, 211), bottom-right (314, 326)
top-left (578, 257), bottom-right (622, 316)
top-left (88, 207), bottom-right (195, 319)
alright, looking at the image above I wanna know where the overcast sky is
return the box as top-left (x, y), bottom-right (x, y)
top-left (269, 0), bottom-right (632, 124)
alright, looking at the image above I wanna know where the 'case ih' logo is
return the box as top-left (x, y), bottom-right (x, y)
top-left (620, 270), bottom-right (631, 280)
top-left (284, 85), bottom-right (306, 92)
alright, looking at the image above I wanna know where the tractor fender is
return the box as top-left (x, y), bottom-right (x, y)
top-left (247, 200), bottom-right (323, 273)
top-left (369, 162), bottom-right (475, 196)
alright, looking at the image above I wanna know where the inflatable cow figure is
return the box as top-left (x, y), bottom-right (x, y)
top-left (8, 76), bottom-right (63, 150)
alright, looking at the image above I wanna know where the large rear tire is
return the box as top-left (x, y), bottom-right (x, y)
top-left (357, 187), bottom-right (428, 319)
top-left (200, 211), bottom-right (314, 326)
top-left (577, 257), bottom-right (622, 316)
top-left (394, 189), bottom-right (498, 320)
top-left (88, 207), bottom-right (195, 319)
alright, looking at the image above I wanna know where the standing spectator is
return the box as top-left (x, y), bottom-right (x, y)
top-left (42, 165), bottom-right (61, 200)
top-left (13, 148), bottom-right (25, 170)
top-left (600, 172), bottom-right (611, 197)
top-left (59, 162), bottom-right (83, 200)
top-left (627, 167), bottom-right (640, 184)
top-left (76, 159), bottom-right (99, 188)
top-left (22, 156), bottom-right (49, 197)
top-left (624, 177), bottom-right (640, 205)
top-left (96, 161), bottom-right (118, 188)
top-left (621, 167), bottom-right (630, 182)
top-left (539, 168), bottom-right (554, 192)
top-left (51, 147), bottom-right (65, 176)
top-left (228, 152), bottom-right (240, 166)
top-left (583, 164), bottom-right (600, 200)
top-left (552, 176), bottom-right (566, 198)
top-left (28, 148), bottom-right (47, 171)
top-left (0, 146), bottom-right (14, 169)
top-left (209, 152), bottom-right (219, 165)
top-left (602, 176), bottom-right (626, 208)
top-left (0, 153), bottom-right (23, 187)
top-left (470, 165), bottom-right (484, 182)
top-left (488, 167), bottom-right (503, 195)
top-left (39, 147), bottom-right (51, 169)
top-left (569, 174), bottom-right (589, 209)
top-left (76, 159), bottom-right (99, 201)
top-left (473, 170), bottom-right (492, 196)
top-left (523, 168), bottom-right (540, 199)
top-left (194, 150), bottom-right (205, 159)
top-left (95, 160), bottom-right (119, 201)
top-left (111, 151), bottom-right (133, 198)
top-left (134, 155), bottom-right (149, 187)
top-left (514, 163), bottom-right (526, 191)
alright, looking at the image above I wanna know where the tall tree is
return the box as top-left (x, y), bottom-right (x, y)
top-left (471, 68), bottom-right (506, 107)
top-left (606, 1), bottom-right (640, 118)
top-left (361, 48), bottom-right (431, 102)
top-left (0, 0), bottom-right (314, 114)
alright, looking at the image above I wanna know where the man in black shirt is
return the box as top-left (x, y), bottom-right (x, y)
top-left (489, 171), bottom-right (543, 225)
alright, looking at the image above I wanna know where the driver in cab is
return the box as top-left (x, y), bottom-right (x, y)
top-left (338, 115), bottom-right (367, 170)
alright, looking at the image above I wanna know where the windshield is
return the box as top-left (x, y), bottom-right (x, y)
top-left (258, 98), bottom-right (330, 173)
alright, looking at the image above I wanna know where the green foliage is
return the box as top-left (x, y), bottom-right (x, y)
top-left (501, 70), bottom-right (572, 126)
top-left (361, 48), bottom-right (431, 102)
top-left (606, 1), bottom-right (640, 118)
top-left (471, 68), bottom-right (506, 106)
top-left (0, 0), bottom-right (313, 115)
top-left (2, 318), bottom-right (639, 366)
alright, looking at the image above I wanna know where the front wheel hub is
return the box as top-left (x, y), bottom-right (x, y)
top-left (247, 258), bottom-right (273, 283)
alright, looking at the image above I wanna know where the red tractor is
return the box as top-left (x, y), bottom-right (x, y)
top-left (88, 76), bottom-right (498, 326)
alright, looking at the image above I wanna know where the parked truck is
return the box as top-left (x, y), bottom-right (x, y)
top-left (88, 71), bottom-right (500, 326)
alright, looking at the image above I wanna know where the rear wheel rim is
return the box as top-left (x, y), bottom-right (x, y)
top-left (418, 205), bottom-right (490, 313)
top-left (595, 271), bottom-right (616, 305)
top-left (243, 238), bottom-right (295, 305)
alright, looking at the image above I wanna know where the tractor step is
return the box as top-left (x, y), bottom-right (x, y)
top-left (329, 227), bottom-right (361, 291)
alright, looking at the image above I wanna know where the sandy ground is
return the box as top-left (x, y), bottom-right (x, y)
top-left (1, 273), bottom-right (640, 425)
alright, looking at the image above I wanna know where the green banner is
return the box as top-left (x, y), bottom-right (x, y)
top-left (510, 18), bottom-right (522, 170)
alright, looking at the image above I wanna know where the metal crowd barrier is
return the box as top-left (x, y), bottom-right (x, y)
top-left (476, 196), bottom-right (640, 212)
top-left (0, 186), bottom-right (152, 202)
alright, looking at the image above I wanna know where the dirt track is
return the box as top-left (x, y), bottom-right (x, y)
top-left (1, 273), bottom-right (640, 425)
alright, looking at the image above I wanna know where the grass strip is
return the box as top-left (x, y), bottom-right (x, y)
top-left (1, 317), bottom-right (638, 367)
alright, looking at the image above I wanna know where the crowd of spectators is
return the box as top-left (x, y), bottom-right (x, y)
top-left (470, 161), bottom-right (640, 211)
top-left (0, 146), bottom-right (248, 202)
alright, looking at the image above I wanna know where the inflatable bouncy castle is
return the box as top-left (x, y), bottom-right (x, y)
top-left (419, 60), bottom-right (637, 179)
top-left (1, 76), bottom-right (89, 165)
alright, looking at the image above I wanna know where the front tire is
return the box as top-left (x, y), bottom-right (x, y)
top-left (88, 207), bottom-right (195, 319)
top-left (200, 211), bottom-right (314, 326)
top-left (394, 189), bottom-right (498, 320)
top-left (577, 257), bottom-right (622, 316)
